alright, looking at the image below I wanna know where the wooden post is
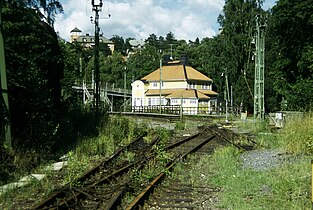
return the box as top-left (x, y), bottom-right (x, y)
top-left (311, 160), bottom-right (313, 209)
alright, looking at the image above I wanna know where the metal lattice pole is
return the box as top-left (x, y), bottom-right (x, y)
top-left (254, 15), bottom-right (266, 120)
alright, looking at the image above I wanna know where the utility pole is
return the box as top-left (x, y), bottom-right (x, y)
top-left (159, 58), bottom-right (162, 114)
top-left (0, 2), bottom-right (12, 149)
top-left (124, 67), bottom-right (126, 112)
top-left (254, 14), bottom-right (266, 120)
top-left (91, 0), bottom-right (103, 115)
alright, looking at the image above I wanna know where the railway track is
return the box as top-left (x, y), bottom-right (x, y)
top-left (33, 133), bottom-right (157, 209)
top-left (125, 126), bottom-right (254, 209)
top-left (32, 125), bottom-right (254, 209)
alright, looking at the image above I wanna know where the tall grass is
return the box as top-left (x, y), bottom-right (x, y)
top-left (276, 115), bottom-right (313, 154)
top-left (206, 146), bottom-right (311, 209)
top-left (64, 116), bottom-right (146, 185)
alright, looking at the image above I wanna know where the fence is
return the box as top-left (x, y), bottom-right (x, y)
top-left (111, 105), bottom-right (238, 116)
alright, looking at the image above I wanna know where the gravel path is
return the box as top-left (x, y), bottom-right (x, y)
top-left (241, 149), bottom-right (290, 171)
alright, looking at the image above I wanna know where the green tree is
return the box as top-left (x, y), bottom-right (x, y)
top-left (2, 4), bottom-right (63, 149)
top-left (217, 0), bottom-right (265, 111)
top-left (100, 52), bottom-right (126, 86)
top-left (266, 0), bottom-right (313, 110)
top-left (5, 0), bottom-right (63, 25)
top-left (127, 44), bottom-right (160, 81)
top-left (110, 35), bottom-right (126, 55)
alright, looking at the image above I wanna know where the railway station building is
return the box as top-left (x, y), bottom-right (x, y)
top-left (131, 57), bottom-right (219, 115)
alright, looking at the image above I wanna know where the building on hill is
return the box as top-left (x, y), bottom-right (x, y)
top-left (70, 27), bottom-right (114, 52)
top-left (131, 57), bottom-right (219, 115)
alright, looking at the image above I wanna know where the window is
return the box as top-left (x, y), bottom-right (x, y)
top-left (190, 99), bottom-right (197, 104)
top-left (188, 82), bottom-right (196, 89)
top-left (156, 98), bottom-right (159, 105)
top-left (148, 98), bottom-right (151, 106)
top-left (202, 84), bottom-right (209, 89)
top-left (152, 82), bottom-right (157, 87)
top-left (171, 99), bottom-right (178, 104)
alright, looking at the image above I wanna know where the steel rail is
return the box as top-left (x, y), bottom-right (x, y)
top-left (125, 134), bottom-right (217, 210)
top-left (99, 130), bottom-right (208, 209)
top-left (32, 133), bottom-right (150, 209)
top-left (207, 127), bottom-right (247, 150)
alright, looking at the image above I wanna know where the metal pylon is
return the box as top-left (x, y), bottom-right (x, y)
top-left (254, 15), bottom-right (266, 120)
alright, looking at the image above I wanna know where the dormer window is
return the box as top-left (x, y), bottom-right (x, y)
top-left (202, 84), bottom-right (209, 89)
top-left (188, 82), bottom-right (196, 89)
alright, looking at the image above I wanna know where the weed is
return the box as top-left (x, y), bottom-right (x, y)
top-left (175, 121), bottom-right (186, 130)
top-left (275, 115), bottom-right (313, 154)
top-left (207, 146), bottom-right (311, 209)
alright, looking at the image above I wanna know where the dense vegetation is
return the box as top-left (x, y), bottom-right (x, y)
top-left (0, 0), bottom-right (312, 184)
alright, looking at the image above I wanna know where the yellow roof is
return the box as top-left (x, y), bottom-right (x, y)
top-left (141, 63), bottom-right (213, 82)
top-left (145, 89), bottom-right (211, 99)
top-left (198, 89), bottom-right (218, 96)
top-left (145, 89), bottom-right (173, 96)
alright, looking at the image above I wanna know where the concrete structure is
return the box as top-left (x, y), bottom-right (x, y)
top-left (131, 58), bottom-right (218, 115)
top-left (70, 27), bottom-right (114, 53)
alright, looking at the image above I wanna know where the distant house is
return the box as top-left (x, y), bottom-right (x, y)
top-left (129, 39), bottom-right (145, 49)
top-left (70, 27), bottom-right (114, 53)
top-left (131, 57), bottom-right (218, 115)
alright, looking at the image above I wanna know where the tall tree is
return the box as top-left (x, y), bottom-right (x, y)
top-left (217, 0), bottom-right (264, 110)
top-left (110, 35), bottom-right (126, 55)
top-left (266, 0), bottom-right (313, 111)
top-left (5, 0), bottom-right (63, 25)
top-left (2, 4), bottom-right (63, 149)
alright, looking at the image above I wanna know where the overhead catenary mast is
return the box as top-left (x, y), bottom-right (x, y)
top-left (254, 14), bottom-right (266, 120)
top-left (91, 0), bottom-right (102, 115)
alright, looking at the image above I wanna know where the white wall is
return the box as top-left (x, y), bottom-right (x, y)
top-left (131, 80), bottom-right (145, 106)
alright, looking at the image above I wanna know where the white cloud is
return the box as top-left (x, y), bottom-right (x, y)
top-left (55, 0), bottom-right (275, 42)
top-left (55, 0), bottom-right (222, 41)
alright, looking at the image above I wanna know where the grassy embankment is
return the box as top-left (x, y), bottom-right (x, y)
top-left (2, 115), bottom-right (312, 209)
top-left (183, 115), bottom-right (313, 209)
top-left (0, 116), bottom-right (171, 208)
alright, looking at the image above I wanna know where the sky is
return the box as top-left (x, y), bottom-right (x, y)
top-left (54, 0), bottom-right (276, 42)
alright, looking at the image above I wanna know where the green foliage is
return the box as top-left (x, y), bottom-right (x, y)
top-left (2, 4), bottom-right (63, 150)
top-left (4, 0), bottom-right (63, 25)
top-left (276, 115), bottom-right (313, 154)
top-left (217, 0), bottom-right (264, 110)
top-left (154, 127), bottom-right (170, 142)
top-left (100, 52), bottom-right (126, 86)
top-left (63, 150), bottom-right (90, 186)
top-left (174, 121), bottom-right (185, 130)
top-left (105, 116), bottom-right (140, 146)
top-left (127, 44), bottom-right (160, 80)
top-left (110, 35), bottom-right (128, 55)
top-left (266, 0), bottom-right (313, 111)
top-left (208, 146), bottom-right (310, 209)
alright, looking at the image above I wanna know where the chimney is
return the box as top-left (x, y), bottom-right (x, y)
top-left (180, 55), bottom-right (189, 65)
top-left (162, 55), bottom-right (171, 65)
